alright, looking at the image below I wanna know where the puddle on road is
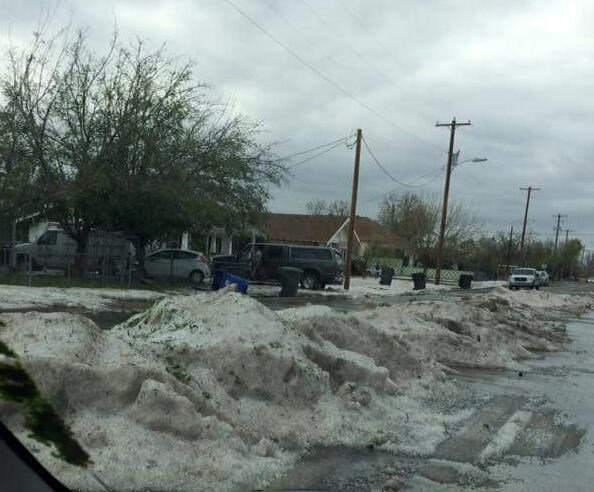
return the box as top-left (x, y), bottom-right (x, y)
top-left (269, 313), bottom-right (594, 491)
top-left (267, 446), bottom-right (416, 491)
top-left (507, 408), bottom-right (585, 459)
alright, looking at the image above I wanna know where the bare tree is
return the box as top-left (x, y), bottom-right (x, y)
top-left (378, 192), bottom-right (479, 268)
top-left (306, 199), bottom-right (327, 215)
top-left (327, 200), bottom-right (349, 216)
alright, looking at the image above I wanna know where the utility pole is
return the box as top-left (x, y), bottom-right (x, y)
top-left (343, 129), bottom-right (362, 290)
top-left (505, 225), bottom-right (514, 277)
top-left (553, 213), bottom-right (566, 255)
top-left (434, 117), bottom-right (471, 285)
top-left (519, 186), bottom-right (540, 264)
top-left (564, 228), bottom-right (571, 245)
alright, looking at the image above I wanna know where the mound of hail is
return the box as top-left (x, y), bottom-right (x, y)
top-left (0, 288), bottom-right (466, 492)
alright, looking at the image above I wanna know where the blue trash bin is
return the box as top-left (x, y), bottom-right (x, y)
top-left (212, 270), bottom-right (249, 294)
top-left (224, 272), bottom-right (249, 294)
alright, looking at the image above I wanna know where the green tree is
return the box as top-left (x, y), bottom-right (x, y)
top-left (4, 28), bottom-right (284, 274)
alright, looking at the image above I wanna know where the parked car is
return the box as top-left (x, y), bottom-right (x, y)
top-left (211, 242), bottom-right (343, 289)
top-left (145, 249), bottom-right (210, 284)
top-left (536, 270), bottom-right (550, 287)
top-left (508, 268), bottom-right (539, 290)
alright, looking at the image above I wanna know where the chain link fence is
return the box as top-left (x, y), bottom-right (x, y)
top-left (0, 248), bottom-right (135, 288)
top-left (369, 257), bottom-right (472, 283)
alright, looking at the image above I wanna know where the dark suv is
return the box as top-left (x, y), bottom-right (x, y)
top-left (211, 243), bottom-right (343, 289)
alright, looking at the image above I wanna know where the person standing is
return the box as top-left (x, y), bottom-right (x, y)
top-left (251, 247), bottom-right (263, 280)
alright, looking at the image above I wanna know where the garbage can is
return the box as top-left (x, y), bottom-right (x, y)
top-left (212, 270), bottom-right (225, 291)
top-left (211, 270), bottom-right (249, 294)
top-left (411, 272), bottom-right (426, 290)
top-left (379, 267), bottom-right (395, 286)
top-left (458, 274), bottom-right (473, 290)
top-left (279, 267), bottom-right (302, 297)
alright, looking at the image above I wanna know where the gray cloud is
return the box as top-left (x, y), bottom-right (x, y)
top-left (2, 0), bottom-right (594, 246)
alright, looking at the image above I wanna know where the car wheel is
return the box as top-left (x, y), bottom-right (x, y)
top-left (530, 284), bottom-right (535, 290)
top-left (301, 271), bottom-right (320, 290)
top-left (189, 270), bottom-right (205, 285)
top-left (535, 285), bottom-right (540, 290)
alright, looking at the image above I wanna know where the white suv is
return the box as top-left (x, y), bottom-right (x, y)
top-left (508, 268), bottom-right (539, 290)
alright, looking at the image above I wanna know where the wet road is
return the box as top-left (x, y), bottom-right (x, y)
top-left (256, 283), bottom-right (584, 312)
top-left (266, 305), bottom-right (594, 490)
top-left (256, 284), bottom-right (498, 312)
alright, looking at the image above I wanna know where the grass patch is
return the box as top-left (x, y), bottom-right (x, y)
top-left (0, 354), bottom-right (89, 467)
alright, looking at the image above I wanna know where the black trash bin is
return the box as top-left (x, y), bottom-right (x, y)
top-left (379, 266), bottom-right (394, 286)
top-left (411, 272), bottom-right (426, 290)
top-left (279, 267), bottom-right (302, 297)
top-left (458, 274), bottom-right (473, 289)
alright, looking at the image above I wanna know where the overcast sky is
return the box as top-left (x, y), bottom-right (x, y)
top-left (2, 0), bottom-right (594, 247)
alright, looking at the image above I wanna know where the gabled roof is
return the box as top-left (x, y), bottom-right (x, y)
top-left (262, 213), bottom-right (398, 245)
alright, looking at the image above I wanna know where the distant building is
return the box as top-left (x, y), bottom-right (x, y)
top-left (204, 213), bottom-right (400, 257)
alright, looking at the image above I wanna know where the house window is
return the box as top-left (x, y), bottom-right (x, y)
top-left (215, 237), bottom-right (222, 254)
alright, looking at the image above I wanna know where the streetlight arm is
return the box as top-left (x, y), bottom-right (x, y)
top-left (454, 157), bottom-right (487, 167)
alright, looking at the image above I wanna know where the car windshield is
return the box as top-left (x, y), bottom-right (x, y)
top-left (3, 3), bottom-right (594, 492)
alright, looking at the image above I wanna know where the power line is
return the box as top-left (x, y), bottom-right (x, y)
top-left (222, 0), bottom-right (444, 153)
top-left (300, 0), bottom-right (391, 84)
top-left (335, 0), bottom-right (396, 60)
top-left (362, 135), bottom-right (439, 188)
top-left (360, 166), bottom-right (445, 205)
top-left (263, 0), bottom-right (341, 65)
top-left (277, 135), bottom-right (353, 161)
top-left (287, 140), bottom-right (348, 169)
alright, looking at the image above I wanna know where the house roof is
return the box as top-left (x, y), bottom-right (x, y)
top-left (262, 213), bottom-right (398, 245)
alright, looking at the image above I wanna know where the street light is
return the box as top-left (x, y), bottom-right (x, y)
top-left (434, 148), bottom-right (488, 285)
top-left (452, 152), bottom-right (488, 168)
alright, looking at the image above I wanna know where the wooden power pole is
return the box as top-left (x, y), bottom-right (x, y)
top-left (506, 225), bottom-right (514, 277)
top-left (343, 129), bottom-right (362, 290)
top-left (519, 186), bottom-right (540, 264)
top-left (434, 117), bottom-right (471, 285)
top-left (553, 213), bottom-right (566, 255)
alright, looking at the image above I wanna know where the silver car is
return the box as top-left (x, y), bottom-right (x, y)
top-left (508, 267), bottom-right (538, 290)
top-left (145, 249), bottom-right (210, 284)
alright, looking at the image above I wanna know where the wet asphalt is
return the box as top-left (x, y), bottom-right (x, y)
top-left (265, 284), bottom-right (594, 491)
